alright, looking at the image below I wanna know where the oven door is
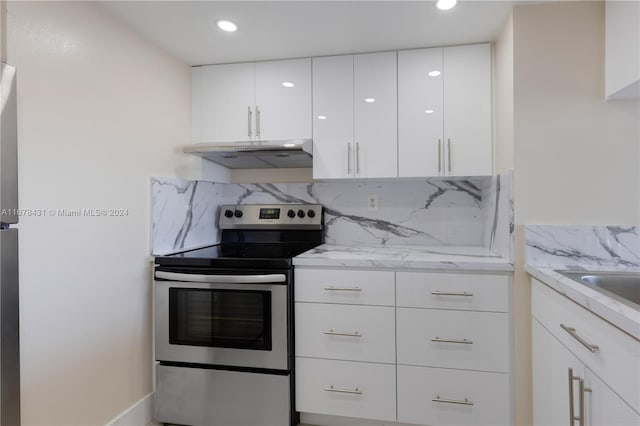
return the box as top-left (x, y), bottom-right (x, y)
top-left (154, 270), bottom-right (289, 371)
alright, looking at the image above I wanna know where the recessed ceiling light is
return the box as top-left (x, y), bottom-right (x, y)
top-left (317, 115), bottom-right (327, 120)
top-left (424, 109), bottom-right (435, 114)
top-left (216, 20), bottom-right (238, 32)
top-left (283, 143), bottom-right (296, 147)
top-left (365, 98), bottom-right (376, 103)
top-left (436, 0), bottom-right (457, 10)
top-left (282, 82), bottom-right (295, 88)
top-left (428, 70), bottom-right (441, 77)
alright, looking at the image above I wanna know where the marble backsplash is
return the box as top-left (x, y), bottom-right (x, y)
top-left (525, 225), bottom-right (640, 269)
top-left (151, 174), bottom-right (514, 256)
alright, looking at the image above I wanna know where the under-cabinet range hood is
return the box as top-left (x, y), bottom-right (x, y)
top-left (183, 139), bottom-right (312, 169)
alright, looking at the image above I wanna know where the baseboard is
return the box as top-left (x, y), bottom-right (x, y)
top-left (106, 392), bottom-right (155, 426)
top-left (300, 413), bottom-right (415, 426)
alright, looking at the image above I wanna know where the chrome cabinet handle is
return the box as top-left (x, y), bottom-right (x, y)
top-left (247, 106), bottom-right (252, 137)
top-left (431, 290), bottom-right (473, 297)
top-left (324, 286), bottom-right (362, 292)
top-left (432, 396), bottom-right (474, 406)
top-left (324, 385), bottom-right (362, 395)
top-left (347, 143), bottom-right (352, 175)
top-left (324, 330), bottom-right (362, 337)
top-left (431, 337), bottom-right (473, 344)
top-left (568, 368), bottom-right (594, 426)
top-left (447, 138), bottom-right (452, 173)
top-left (561, 324), bottom-right (599, 353)
top-left (355, 142), bottom-right (360, 174)
top-left (255, 106), bottom-right (261, 139)
top-left (569, 368), bottom-right (576, 425)
top-left (155, 271), bottom-right (286, 284)
top-left (438, 139), bottom-right (442, 174)
top-left (569, 368), bottom-right (588, 426)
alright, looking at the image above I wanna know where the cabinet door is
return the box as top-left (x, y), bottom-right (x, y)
top-left (296, 357), bottom-right (396, 422)
top-left (443, 44), bottom-right (492, 176)
top-left (312, 55), bottom-right (354, 179)
top-left (398, 48), bottom-right (444, 177)
top-left (295, 303), bottom-right (396, 363)
top-left (397, 365), bottom-right (510, 426)
top-left (532, 319), bottom-right (585, 426)
top-left (201, 63), bottom-right (255, 143)
top-left (354, 52), bottom-right (398, 178)
top-left (587, 369), bottom-right (640, 426)
top-left (397, 308), bottom-right (509, 373)
top-left (255, 58), bottom-right (312, 141)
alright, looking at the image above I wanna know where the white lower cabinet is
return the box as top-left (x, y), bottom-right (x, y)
top-left (296, 358), bottom-right (397, 422)
top-left (397, 308), bottom-right (509, 373)
top-left (532, 318), bottom-right (640, 426)
top-left (295, 303), bottom-right (396, 363)
top-left (295, 268), bottom-right (512, 425)
top-left (531, 278), bottom-right (640, 426)
top-left (397, 365), bottom-right (510, 426)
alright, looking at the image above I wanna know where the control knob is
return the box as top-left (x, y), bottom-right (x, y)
top-left (287, 209), bottom-right (296, 218)
top-left (307, 209), bottom-right (316, 218)
top-left (234, 210), bottom-right (243, 218)
top-left (297, 209), bottom-right (305, 218)
top-left (224, 209), bottom-right (234, 218)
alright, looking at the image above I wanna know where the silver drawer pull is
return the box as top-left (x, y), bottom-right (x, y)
top-left (432, 337), bottom-right (473, 344)
top-left (560, 324), bottom-right (599, 353)
top-left (324, 330), bottom-right (362, 337)
top-left (432, 396), bottom-right (474, 406)
top-left (324, 286), bottom-right (362, 292)
top-left (431, 290), bottom-right (473, 297)
top-left (324, 385), bottom-right (362, 395)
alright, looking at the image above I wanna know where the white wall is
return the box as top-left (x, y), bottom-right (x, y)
top-left (514, 0), bottom-right (639, 225)
top-left (5, 2), bottom-right (194, 424)
top-left (502, 2), bottom-right (640, 425)
top-left (494, 13), bottom-right (514, 174)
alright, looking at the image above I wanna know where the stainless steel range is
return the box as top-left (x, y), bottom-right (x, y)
top-left (154, 204), bottom-right (323, 426)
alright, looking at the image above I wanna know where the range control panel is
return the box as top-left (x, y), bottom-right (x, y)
top-left (219, 204), bottom-right (323, 229)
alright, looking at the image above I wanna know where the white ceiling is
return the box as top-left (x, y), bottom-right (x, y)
top-left (98, 1), bottom-right (520, 66)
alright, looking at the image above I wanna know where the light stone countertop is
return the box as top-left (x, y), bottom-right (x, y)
top-left (526, 265), bottom-right (640, 341)
top-left (293, 244), bottom-right (513, 272)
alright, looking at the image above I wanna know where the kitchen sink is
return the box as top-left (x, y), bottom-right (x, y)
top-left (555, 270), bottom-right (640, 309)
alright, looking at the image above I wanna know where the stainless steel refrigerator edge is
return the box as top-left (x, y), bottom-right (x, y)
top-left (0, 62), bottom-right (20, 426)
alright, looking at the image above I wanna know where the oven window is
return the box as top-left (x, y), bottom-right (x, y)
top-left (168, 288), bottom-right (272, 351)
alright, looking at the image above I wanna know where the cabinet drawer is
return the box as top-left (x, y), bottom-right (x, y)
top-left (397, 308), bottom-right (509, 373)
top-left (296, 357), bottom-right (396, 422)
top-left (532, 278), bottom-right (640, 413)
top-left (295, 303), bottom-right (395, 363)
top-left (295, 268), bottom-right (395, 306)
top-left (396, 272), bottom-right (509, 312)
top-left (397, 365), bottom-right (510, 426)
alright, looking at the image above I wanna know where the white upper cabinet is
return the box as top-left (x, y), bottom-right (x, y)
top-left (605, 0), bottom-right (639, 99)
top-left (312, 52), bottom-right (397, 179)
top-left (200, 62), bottom-right (256, 143)
top-left (354, 52), bottom-right (398, 178)
top-left (399, 44), bottom-right (492, 177)
top-left (255, 59), bottom-right (312, 141)
top-left (398, 48), bottom-right (444, 177)
top-left (312, 55), bottom-right (354, 179)
top-left (443, 44), bottom-right (492, 176)
top-left (196, 58), bottom-right (311, 143)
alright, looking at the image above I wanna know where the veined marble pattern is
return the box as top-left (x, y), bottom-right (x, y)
top-left (222, 178), bottom-right (487, 246)
top-left (525, 225), bottom-right (640, 268)
top-left (481, 171), bottom-right (514, 261)
top-left (293, 244), bottom-right (512, 271)
top-left (151, 174), bottom-right (514, 256)
top-left (151, 177), bottom-right (221, 255)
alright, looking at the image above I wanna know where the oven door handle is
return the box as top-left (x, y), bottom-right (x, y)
top-left (155, 271), bottom-right (286, 284)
